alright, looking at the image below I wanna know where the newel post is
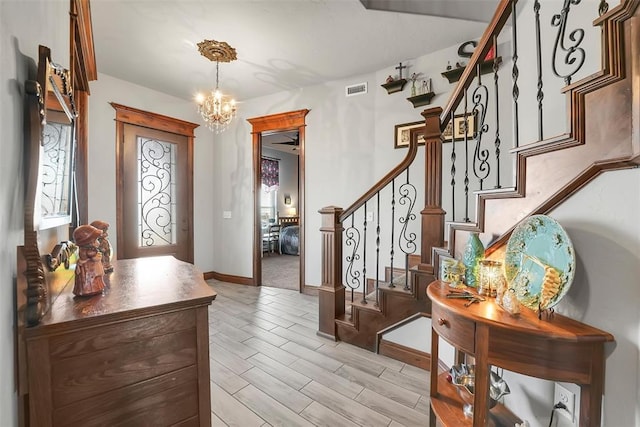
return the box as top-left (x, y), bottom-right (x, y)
top-left (420, 107), bottom-right (445, 266)
top-left (317, 206), bottom-right (345, 341)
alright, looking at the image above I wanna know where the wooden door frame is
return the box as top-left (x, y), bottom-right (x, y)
top-left (248, 109), bottom-right (310, 291)
top-left (112, 103), bottom-right (199, 263)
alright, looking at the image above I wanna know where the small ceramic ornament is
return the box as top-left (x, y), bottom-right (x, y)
top-left (462, 232), bottom-right (484, 287)
top-left (90, 220), bottom-right (114, 273)
top-left (441, 257), bottom-right (466, 288)
top-left (501, 288), bottom-right (520, 315)
top-left (72, 224), bottom-right (106, 297)
top-left (495, 274), bottom-right (507, 305)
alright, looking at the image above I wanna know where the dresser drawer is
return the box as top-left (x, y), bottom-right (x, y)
top-left (432, 304), bottom-right (475, 354)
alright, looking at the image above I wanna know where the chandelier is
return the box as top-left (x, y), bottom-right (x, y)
top-left (196, 39), bottom-right (237, 132)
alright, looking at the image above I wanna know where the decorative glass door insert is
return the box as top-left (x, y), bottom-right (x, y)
top-left (137, 137), bottom-right (177, 247)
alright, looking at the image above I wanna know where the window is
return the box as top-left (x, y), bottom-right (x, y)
top-left (261, 156), bottom-right (279, 224)
top-left (261, 186), bottom-right (277, 225)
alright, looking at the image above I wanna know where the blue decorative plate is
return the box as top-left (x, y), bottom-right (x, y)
top-left (504, 215), bottom-right (575, 310)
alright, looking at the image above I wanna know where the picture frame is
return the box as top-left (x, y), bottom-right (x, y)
top-left (394, 121), bottom-right (426, 149)
top-left (442, 113), bottom-right (476, 142)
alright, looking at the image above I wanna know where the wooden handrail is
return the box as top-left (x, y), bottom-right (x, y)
top-left (340, 135), bottom-right (418, 222)
top-left (340, 107), bottom-right (445, 222)
top-left (440, 0), bottom-right (515, 130)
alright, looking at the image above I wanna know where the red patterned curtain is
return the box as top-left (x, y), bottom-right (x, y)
top-left (261, 157), bottom-right (279, 192)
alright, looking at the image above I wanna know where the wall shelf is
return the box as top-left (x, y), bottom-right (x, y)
top-left (381, 78), bottom-right (407, 94)
top-left (407, 92), bottom-right (435, 108)
top-left (441, 57), bottom-right (502, 84)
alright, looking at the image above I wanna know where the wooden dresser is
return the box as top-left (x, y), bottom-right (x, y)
top-left (22, 256), bottom-right (216, 427)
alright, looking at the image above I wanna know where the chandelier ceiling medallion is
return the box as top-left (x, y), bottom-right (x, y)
top-left (195, 39), bottom-right (237, 133)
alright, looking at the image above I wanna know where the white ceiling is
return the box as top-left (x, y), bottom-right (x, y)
top-left (90, 0), bottom-right (494, 103)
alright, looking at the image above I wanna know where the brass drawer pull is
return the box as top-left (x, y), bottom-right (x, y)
top-left (437, 318), bottom-right (448, 326)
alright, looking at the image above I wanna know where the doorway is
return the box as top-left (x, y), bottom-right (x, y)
top-left (248, 110), bottom-right (309, 292)
top-left (261, 130), bottom-right (299, 290)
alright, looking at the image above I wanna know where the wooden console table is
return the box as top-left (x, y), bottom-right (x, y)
top-left (21, 256), bottom-right (216, 426)
top-left (427, 281), bottom-right (613, 427)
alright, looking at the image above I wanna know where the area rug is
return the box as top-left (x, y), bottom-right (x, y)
top-left (262, 253), bottom-right (299, 290)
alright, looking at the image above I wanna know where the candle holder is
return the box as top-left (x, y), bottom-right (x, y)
top-left (478, 260), bottom-right (503, 297)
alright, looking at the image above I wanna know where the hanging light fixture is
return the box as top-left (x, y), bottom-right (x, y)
top-left (195, 39), bottom-right (237, 132)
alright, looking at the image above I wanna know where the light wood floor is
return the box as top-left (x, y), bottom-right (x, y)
top-left (207, 280), bottom-right (431, 427)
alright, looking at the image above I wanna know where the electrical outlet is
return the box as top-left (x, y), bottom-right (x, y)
top-left (554, 382), bottom-right (575, 422)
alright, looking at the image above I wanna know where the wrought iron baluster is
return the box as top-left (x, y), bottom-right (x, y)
top-left (375, 192), bottom-right (380, 306)
top-left (511, 0), bottom-right (520, 148)
top-left (493, 35), bottom-right (502, 189)
top-left (389, 179), bottom-right (396, 288)
top-left (463, 91), bottom-right (470, 222)
top-left (534, 0), bottom-right (545, 141)
top-left (449, 111), bottom-right (457, 220)
top-left (472, 65), bottom-right (490, 192)
top-left (598, 0), bottom-right (609, 15)
top-left (551, 0), bottom-right (586, 85)
top-left (398, 168), bottom-right (417, 291)
top-left (344, 215), bottom-right (361, 304)
top-left (362, 204), bottom-right (368, 304)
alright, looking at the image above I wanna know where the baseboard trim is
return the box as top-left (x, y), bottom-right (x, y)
top-left (378, 339), bottom-right (431, 371)
top-left (302, 285), bottom-right (319, 296)
top-left (203, 271), bottom-right (254, 286)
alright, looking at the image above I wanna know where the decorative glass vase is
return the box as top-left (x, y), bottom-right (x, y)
top-left (462, 232), bottom-right (484, 287)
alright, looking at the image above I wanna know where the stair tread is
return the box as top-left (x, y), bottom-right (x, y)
top-left (350, 298), bottom-right (382, 312)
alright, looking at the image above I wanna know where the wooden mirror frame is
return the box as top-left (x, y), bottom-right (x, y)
top-left (22, 45), bottom-right (77, 327)
top-left (39, 48), bottom-right (78, 230)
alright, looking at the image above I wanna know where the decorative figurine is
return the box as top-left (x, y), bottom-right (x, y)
top-left (500, 288), bottom-right (520, 315)
top-left (422, 78), bottom-right (432, 95)
top-left (446, 61), bottom-right (452, 71)
top-left (385, 75), bottom-right (394, 83)
top-left (90, 220), bottom-right (114, 273)
top-left (46, 240), bottom-right (77, 271)
top-left (410, 73), bottom-right (418, 96)
top-left (72, 224), bottom-right (106, 297)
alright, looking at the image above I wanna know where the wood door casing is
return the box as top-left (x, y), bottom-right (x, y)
top-left (248, 110), bottom-right (309, 290)
top-left (112, 103), bottom-right (198, 263)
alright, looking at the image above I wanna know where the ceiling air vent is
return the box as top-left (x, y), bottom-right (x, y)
top-left (345, 82), bottom-right (368, 97)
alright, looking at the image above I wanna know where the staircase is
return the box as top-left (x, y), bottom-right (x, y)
top-left (318, 0), bottom-right (640, 354)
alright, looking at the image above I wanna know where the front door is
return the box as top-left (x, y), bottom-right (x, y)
top-left (113, 104), bottom-right (197, 263)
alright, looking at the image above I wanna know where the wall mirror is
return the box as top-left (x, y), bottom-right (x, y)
top-left (37, 46), bottom-right (77, 230)
top-left (21, 45), bottom-right (77, 327)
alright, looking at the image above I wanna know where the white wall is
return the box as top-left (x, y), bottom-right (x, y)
top-left (87, 73), bottom-right (216, 271)
top-left (499, 168), bottom-right (640, 427)
top-left (388, 170), bottom-right (640, 427)
top-left (211, 38), bottom-right (480, 282)
top-left (0, 1), bottom-right (69, 424)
